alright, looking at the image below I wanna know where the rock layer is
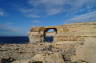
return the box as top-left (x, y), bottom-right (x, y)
top-left (0, 22), bottom-right (96, 63)
top-left (28, 22), bottom-right (96, 43)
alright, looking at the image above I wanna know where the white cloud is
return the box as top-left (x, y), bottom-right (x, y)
top-left (0, 22), bottom-right (18, 32)
top-left (47, 8), bottom-right (63, 15)
top-left (25, 14), bottom-right (41, 18)
top-left (32, 20), bottom-right (41, 24)
top-left (0, 9), bottom-right (5, 16)
top-left (28, 0), bottom-right (65, 6)
top-left (20, 0), bottom-right (96, 18)
top-left (20, 8), bottom-right (41, 18)
top-left (0, 8), bottom-right (6, 16)
top-left (64, 11), bottom-right (96, 24)
top-left (27, 0), bottom-right (65, 16)
top-left (0, 22), bottom-right (26, 36)
top-left (0, 12), bottom-right (4, 16)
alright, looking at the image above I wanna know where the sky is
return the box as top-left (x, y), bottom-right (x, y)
top-left (0, 0), bottom-right (96, 36)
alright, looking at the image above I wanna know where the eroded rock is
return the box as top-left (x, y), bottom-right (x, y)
top-left (0, 22), bottom-right (96, 63)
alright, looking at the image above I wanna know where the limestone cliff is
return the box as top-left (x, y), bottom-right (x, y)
top-left (0, 22), bottom-right (96, 63)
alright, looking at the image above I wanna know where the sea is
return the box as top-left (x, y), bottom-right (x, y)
top-left (0, 36), bottom-right (29, 44)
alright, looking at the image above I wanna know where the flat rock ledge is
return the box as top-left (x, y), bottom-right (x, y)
top-left (0, 22), bottom-right (96, 63)
top-left (0, 37), bottom-right (96, 63)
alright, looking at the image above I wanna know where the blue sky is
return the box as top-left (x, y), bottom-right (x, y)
top-left (0, 0), bottom-right (96, 36)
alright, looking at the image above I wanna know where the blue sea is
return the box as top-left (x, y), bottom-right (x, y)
top-left (0, 36), bottom-right (29, 44)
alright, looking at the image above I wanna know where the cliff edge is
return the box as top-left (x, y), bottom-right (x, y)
top-left (0, 22), bottom-right (96, 63)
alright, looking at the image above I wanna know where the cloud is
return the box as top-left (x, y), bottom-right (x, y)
top-left (0, 24), bottom-right (17, 36)
top-left (47, 8), bottom-right (63, 15)
top-left (0, 23), bottom-right (17, 32)
top-left (0, 22), bottom-right (26, 36)
top-left (0, 8), bottom-right (8, 16)
top-left (64, 11), bottom-right (96, 24)
top-left (19, 0), bottom-right (96, 18)
top-left (0, 9), bottom-right (5, 16)
top-left (24, 14), bottom-right (41, 18)
top-left (0, 12), bottom-right (4, 16)
top-left (32, 20), bottom-right (41, 24)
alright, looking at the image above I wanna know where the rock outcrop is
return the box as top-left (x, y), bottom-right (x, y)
top-left (0, 22), bottom-right (96, 63)
top-left (28, 22), bottom-right (96, 43)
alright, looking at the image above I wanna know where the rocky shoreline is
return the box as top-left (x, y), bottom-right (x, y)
top-left (0, 22), bottom-right (96, 63)
top-left (0, 37), bottom-right (96, 63)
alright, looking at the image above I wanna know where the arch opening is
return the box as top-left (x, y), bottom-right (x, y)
top-left (43, 28), bottom-right (57, 42)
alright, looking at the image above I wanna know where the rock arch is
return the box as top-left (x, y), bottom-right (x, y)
top-left (43, 28), bottom-right (57, 42)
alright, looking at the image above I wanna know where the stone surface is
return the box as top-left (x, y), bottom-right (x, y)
top-left (0, 22), bottom-right (96, 63)
top-left (32, 53), bottom-right (65, 63)
top-left (28, 22), bottom-right (96, 43)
